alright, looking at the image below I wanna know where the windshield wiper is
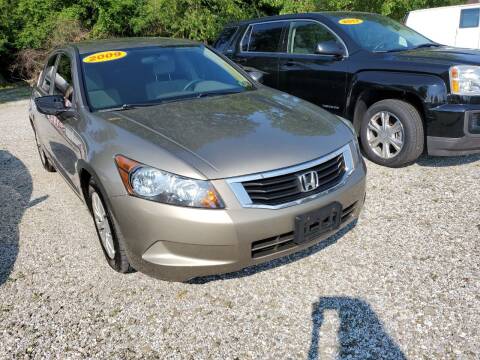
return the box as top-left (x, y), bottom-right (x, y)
top-left (413, 43), bottom-right (442, 49)
top-left (196, 89), bottom-right (244, 98)
top-left (100, 103), bottom-right (155, 112)
top-left (375, 48), bottom-right (410, 53)
top-left (101, 98), bottom-right (190, 112)
top-left (100, 90), bottom-right (245, 112)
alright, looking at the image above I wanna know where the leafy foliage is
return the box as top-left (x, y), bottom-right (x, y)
top-left (0, 0), bottom-right (464, 80)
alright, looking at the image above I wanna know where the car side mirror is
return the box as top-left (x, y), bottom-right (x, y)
top-left (247, 70), bottom-right (264, 83)
top-left (315, 41), bottom-right (346, 58)
top-left (34, 95), bottom-right (74, 117)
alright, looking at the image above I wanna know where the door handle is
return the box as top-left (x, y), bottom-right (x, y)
top-left (236, 58), bottom-right (247, 64)
top-left (284, 61), bottom-right (296, 67)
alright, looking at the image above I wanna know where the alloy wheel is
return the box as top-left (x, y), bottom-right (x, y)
top-left (366, 111), bottom-right (405, 159)
top-left (91, 192), bottom-right (115, 259)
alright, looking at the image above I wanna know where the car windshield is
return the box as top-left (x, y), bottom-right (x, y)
top-left (330, 13), bottom-right (435, 53)
top-left (80, 45), bottom-right (254, 111)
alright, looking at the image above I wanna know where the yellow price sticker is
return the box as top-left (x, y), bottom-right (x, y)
top-left (83, 51), bottom-right (127, 63)
top-left (338, 18), bottom-right (364, 25)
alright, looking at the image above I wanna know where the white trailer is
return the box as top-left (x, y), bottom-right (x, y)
top-left (405, 3), bottom-right (480, 49)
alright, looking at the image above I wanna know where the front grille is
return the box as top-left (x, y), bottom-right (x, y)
top-left (251, 201), bottom-right (358, 258)
top-left (251, 232), bottom-right (296, 259)
top-left (242, 154), bottom-right (346, 206)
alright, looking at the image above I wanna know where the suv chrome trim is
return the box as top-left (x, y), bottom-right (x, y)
top-left (226, 143), bottom-right (355, 209)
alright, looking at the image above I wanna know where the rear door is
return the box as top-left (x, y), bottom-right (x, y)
top-left (277, 20), bottom-right (349, 115)
top-left (456, 7), bottom-right (480, 48)
top-left (231, 21), bottom-right (288, 88)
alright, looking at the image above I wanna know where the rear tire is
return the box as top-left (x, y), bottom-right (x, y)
top-left (87, 179), bottom-right (133, 273)
top-left (360, 99), bottom-right (424, 167)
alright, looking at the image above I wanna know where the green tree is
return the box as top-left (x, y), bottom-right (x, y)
top-left (0, 0), bottom-right (468, 81)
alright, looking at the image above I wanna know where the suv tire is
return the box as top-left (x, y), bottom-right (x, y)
top-left (360, 99), bottom-right (424, 167)
top-left (87, 179), bottom-right (133, 273)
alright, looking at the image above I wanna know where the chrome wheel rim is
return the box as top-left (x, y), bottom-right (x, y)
top-left (91, 192), bottom-right (115, 259)
top-left (366, 111), bottom-right (404, 159)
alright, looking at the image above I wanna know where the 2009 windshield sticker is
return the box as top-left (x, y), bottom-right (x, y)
top-left (339, 18), bottom-right (363, 25)
top-left (83, 51), bottom-right (127, 63)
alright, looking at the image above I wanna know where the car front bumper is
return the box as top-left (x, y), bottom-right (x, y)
top-left (108, 164), bottom-right (366, 282)
top-left (428, 105), bottom-right (480, 156)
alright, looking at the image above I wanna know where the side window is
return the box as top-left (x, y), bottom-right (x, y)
top-left (54, 55), bottom-right (74, 106)
top-left (214, 26), bottom-right (238, 52)
top-left (460, 8), bottom-right (480, 28)
top-left (242, 22), bottom-right (285, 53)
top-left (288, 21), bottom-right (342, 55)
top-left (40, 55), bottom-right (57, 93)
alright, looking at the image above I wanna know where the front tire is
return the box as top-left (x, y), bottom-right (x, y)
top-left (360, 99), bottom-right (424, 167)
top-left (87, 179), bottom-right (133, 273)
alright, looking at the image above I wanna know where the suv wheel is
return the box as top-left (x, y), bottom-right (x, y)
top-left (87, 179), bottom-right (133, 273)
top-left (34, 128), bottom-right (56, 172)
top-left (360, 99), bottom-right (424, 167)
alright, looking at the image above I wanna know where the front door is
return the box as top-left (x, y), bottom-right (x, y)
top-left (456, 7), bottom-right (480, 48)
top-left (33, 54), bottom-right (58, 158)
top-left (49, 53), bottom-right (83, 192)
top-left (277, 20), bottom-right (349, 116)
top-left (231, 21), bottom-right (288, 88)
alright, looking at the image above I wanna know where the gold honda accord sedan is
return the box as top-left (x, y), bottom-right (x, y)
top-left (29, 38), bottom-right (366, 281)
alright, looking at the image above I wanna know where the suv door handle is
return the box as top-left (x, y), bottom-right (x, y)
top-left (284, 61), bottom-right (296, 67)
top-left (236, 58), bottom-right (247, 64)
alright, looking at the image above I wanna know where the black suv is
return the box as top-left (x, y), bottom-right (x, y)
top-left (214, 12), bottom-right (480, 167)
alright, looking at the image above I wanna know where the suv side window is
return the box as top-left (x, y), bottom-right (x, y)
top-left (214, 26), bottom-right (238, 52)
top-left (54, 54), bottom-right (74, 106)
top-left (460, 8), bottom-right (480, 28)
top-left (40, 55), bottom-right (57, 93)
top-left (288, 21), bottom-right (342, 55)
top-left (242, 22), bottom-right (285, 53)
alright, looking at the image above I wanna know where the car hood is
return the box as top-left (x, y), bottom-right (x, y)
top-left (387, 46), bottom-right (480, 68)
top-left (99, 88), bottom-right (353, 179)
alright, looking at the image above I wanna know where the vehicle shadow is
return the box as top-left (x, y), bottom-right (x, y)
top-left (415, 153), bottom-right (480, 167)
top-left (308, 296), bottom-right (406, 359)
top-left (0, 151), bottom-right (33, 285)
top-left (188, 221), bottom-right (357, 284)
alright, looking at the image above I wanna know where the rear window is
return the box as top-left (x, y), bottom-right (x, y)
top-left (460, 8), bottom-right (480, 28)
top-left (214, 27), bottom-right (238, 51)
top-left (242, 22), bottom-right (285, 52)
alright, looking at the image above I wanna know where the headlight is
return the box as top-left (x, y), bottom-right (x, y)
top-left (114, 155), bottom-right (224, 209)
top-left (450, 65), bottom-right (480, 96)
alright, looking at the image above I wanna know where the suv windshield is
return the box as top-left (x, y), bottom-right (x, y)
top-left (80, 45), bottom-right (254, 111)
top-left (330, 13), bottom-right (435, 53)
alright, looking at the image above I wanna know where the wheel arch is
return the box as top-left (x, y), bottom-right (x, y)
top-left (347, 71), bottom-right (448, 135)
top-left (77, 160), bottom-right (108, 207)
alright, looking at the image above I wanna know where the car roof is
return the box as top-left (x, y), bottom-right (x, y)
top-left (70, 37), bottom-right (201, 54)
top-left (228, 11), bottom-right (377, 26)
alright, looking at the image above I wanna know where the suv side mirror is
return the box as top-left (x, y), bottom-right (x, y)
top-left (247, 70), bottom-right (264, 83)
top-left (315, 41), bottom-right (346, 58)
top-left (34, 95), bottom-right (73, 117)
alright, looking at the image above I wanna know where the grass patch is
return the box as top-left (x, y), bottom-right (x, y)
top-left (0, 81), bottom-right (31, 104)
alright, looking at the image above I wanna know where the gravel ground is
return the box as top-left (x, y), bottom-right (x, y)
top-left (1, 99), bottom-right (479, 359)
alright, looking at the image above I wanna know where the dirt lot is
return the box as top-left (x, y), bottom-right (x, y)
top-left (1, 97), bottom-right (479, 359)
